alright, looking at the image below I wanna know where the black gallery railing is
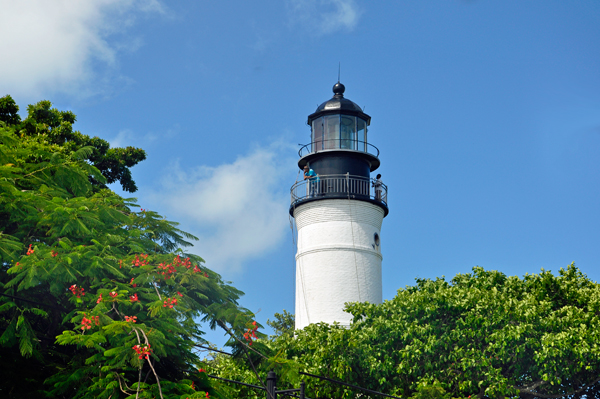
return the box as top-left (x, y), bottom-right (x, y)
top-left (298, 140), bottom-right (380, 158)
top-left (290, 174), bottom-right (388, 207)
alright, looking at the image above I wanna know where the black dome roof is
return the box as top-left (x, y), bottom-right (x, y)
top-left (307, 82), bottom-right (371, 125)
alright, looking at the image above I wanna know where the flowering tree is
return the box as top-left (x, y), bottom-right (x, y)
top-left (0, 96), bottom-right (256, 398)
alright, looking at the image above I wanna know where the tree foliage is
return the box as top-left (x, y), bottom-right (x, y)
top-left (266, 309), bottom-right (295, 339)
top-left (0, 95), bottom-right (146, 193)
top-left (0, 96), bottom-right (258, 398)
top-left (208, 265), bottom-right (600, 399)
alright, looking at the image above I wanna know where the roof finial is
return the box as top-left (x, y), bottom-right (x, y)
top-left (338, 62), bottom-right (340, 83)
top-left (332, 81), bottom-right (345, 97)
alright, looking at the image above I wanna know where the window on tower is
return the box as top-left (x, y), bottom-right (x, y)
top-left (324, 115), bottom-right (339, 150)
top-left (357, 117), bottom-right (367, 152)
top-left (312, 117), bottom-right (323, 152)
top-left (310, 115), bottom-right (369, 153)
top-left (340, 115), bottom-right (356, 150)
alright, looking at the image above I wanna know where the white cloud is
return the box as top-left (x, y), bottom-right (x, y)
top-left (0, 0), bottom-right (164, 100)
top-left (286, 0), bottom-right (360, 36)
top-left (110, 129), bottom-right (137, 148)
top-left (109, 124), bottom-right (179, 148)
top-left (153, 142), bottom-right (298, 274)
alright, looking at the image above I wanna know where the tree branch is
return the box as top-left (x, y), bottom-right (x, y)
top-left (130, 327), bottom-right (142, 399)
top-left (516, 376), bottom-right (600, 399)
top-left (151, 280), bottom-right (162, 300)
top-left (216, 320), bottom-right (268, 360)
top-left (136, 327), bottom-right (164, 399)
top-left (113, 372), bottom-right (134, 396)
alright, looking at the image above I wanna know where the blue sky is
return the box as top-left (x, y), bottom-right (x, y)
top-left (2, 0), bottom-right (599, 347)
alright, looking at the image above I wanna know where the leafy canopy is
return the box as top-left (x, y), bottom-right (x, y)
top-left (0, 95), bottom-right (259, 399)
top-left (208, 265), bottom-right (600, 399)
top-left (0, 95), bottom-right (146, 193)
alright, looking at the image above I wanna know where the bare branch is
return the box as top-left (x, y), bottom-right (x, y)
top-left (114, 372), bottom-right (134, 395)
top-left (146, 356), bottom-right (164, 399)
top-left (136, 367), bottom-right (142, 399)
top-left (152, 280), bottom-right (162, 300)
top-left (111, 303), bottom-right (123, 319)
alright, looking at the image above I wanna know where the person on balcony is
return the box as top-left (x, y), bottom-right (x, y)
top-left (373, 174), bottom-right (383, 201)
top-left (303, 165), bottom-right (319, 198)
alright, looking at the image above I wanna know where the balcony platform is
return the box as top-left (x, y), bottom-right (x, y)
top-left (289, 174), bottom-right (389, 216)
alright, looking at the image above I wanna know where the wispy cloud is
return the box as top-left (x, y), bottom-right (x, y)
top-left (0, 0), bottom-right (165, 100)
top-left (109, 124), bottom-right (179, 148)
top-left (286, 0), bottom-right (360, 36)
top-left (152, 141), bottom-right (298, 274)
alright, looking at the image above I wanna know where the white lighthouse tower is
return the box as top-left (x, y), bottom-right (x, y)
top-left (291, 82), bottom-right (389, 329)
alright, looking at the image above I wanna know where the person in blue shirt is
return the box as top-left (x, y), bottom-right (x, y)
top-left (303, 165), bottom-right (318, 197)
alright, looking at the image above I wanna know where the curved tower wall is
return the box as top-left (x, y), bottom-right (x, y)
top-left (294, 199), bottom-right (384, 329)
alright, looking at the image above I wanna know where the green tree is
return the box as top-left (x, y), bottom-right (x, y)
top-left (267, 309), bottom-right (294, 338)
top-left (1, 95), bottom-right (146, 193)
top-left (208, 265), bottom-right (600, 399)
top-left (0, 96), bottom-right (257, 398)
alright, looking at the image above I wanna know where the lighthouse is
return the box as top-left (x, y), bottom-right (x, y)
top-left (290, 82), bottom-right (389, 330)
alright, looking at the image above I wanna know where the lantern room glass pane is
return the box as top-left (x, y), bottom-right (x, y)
top-left (357, 118), bottom-right (366, 152)
top-left (324, 115), bottom-right (340, 150)
top-left (312, 117), bottom-right (323, 152)
top-left (340, 116), bottom-right (356, 150)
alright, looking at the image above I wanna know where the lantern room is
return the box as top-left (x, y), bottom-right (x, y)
top-left (297, 82), bottom-right (381, 176)
top-left (308, 82), bottom-right (371, 153)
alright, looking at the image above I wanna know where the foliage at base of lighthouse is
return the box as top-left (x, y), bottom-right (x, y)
top-left (208, 264), bottom-right (600, 399)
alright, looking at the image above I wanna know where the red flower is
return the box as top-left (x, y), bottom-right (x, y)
top-left (243, 321), bottom-right (259, 345)
top-left (132, 253), bottom-right (149, 267)
top-left (158, 262), bottom-right (176, 279)
top-left (177, 291), bottom-right (183, 297)
top-left (125, 316), bottom-right (137, 323)
top-left (198, 368), bottom-right (206, 373)
top-left (81, 315), bottom-right (98, 331)
top-left (130, 293), bottom-right (139, 302)
top-left (163, 297), bottom-right (178, 308)
top-left (26, 244), bottom-right (34, 255)
top-left (130, 278), bottom-right (137, 287)
top-left (109, 291), bottom-right (118, 298)
top-left (132, 344), bottom-right (152, 360)
top-left (96, 293), bottom-right (103, 304)
top-left (81, 317), bottom-right (91, 330)
top-left (51, 250), bottom-right (58, 257)
top-left (69, 285), bottom-right (85, 298)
